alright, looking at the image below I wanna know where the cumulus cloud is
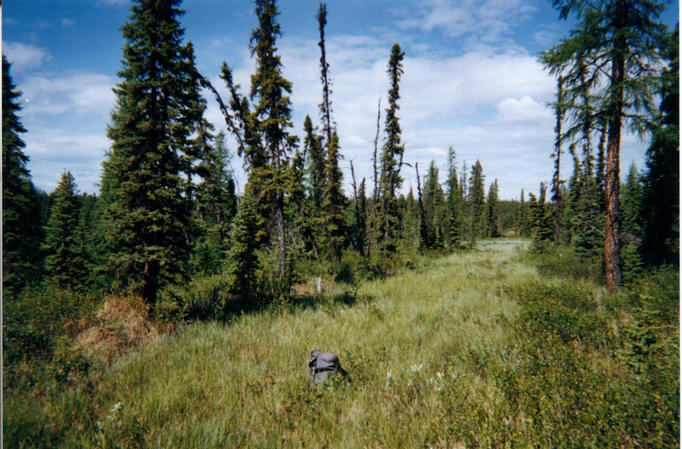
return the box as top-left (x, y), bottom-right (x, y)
top-left (3, 41), bottom-right (52, 72)
top-left (21, 72), bottom-right (116, 118)
top-left (61, 18), bottom-right (75, 28)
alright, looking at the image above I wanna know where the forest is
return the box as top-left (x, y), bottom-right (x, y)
top-left (3, 0), bottom-right (679, 447)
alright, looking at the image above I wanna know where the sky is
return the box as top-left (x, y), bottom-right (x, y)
top-left (2, 0), bottom-right (679, 200)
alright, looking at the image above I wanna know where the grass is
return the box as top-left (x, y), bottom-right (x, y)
top-left (5, 238), bottom-right (678, 448)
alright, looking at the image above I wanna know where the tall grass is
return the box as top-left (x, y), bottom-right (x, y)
top-left (5, 239), bottom-right (678, 448)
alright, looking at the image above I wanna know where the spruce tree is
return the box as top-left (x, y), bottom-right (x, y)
top-left (445, 146), bottom-right (464, 248)
top-left (423, 161), bottom-right (447, 249)
top-left (43, 172), bottom-right (88, 289)
top-left (193, 131), bottom-right (238, 275)
top-left (102, 0), bottom-right (205, 304)
top-left (355, 177), bottom-right (368, 256)
top-left (249, 0), bottom-right (298, 279)
top-left (226, 194), bottom-right (260, 301)
top-left (641, 26), bottom-right (679, 266)
top-left (2, 55), bottom-right (44, 292)
top-left (620, 163), bottom-right (645, 280)
top-left (542, 0), bottom-right (669, 290)
top-left (378, 43), bottom-right (406, 255)
top-left (304, 114), bottom-right (325, 213)
top-left (551, 76), bottom-right (565, 242)
top-left (468, 160), bottom-right (485, 243)
top-left (322, 130), bottom-right (346, 260)
top-left (317, 2), bottom-right (333, 149)
top-left (485, 180), bottom-right (501, 238)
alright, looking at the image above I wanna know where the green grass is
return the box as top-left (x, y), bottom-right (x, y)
top-left (5, 239), bottom-right (678, 448)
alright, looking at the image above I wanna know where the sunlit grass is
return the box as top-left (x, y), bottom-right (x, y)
top-left (12, 239), bottom-right (674, 448)
top-left (83, 239), bottom-right (535, 448)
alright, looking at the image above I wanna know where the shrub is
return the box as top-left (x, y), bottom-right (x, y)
top-left (3, 285), bottom-right (99, 365)
top-left (158, 274), bottom-right (243, 322)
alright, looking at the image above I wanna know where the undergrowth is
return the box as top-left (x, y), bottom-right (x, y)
top-left (4, 239), bottom-right (678, 448)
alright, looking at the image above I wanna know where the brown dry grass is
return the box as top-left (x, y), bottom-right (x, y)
top-left (77, 296), bottom-right (162, 362)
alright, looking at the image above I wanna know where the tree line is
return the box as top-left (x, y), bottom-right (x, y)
top-left (3, 0), bottom-right (534, 318)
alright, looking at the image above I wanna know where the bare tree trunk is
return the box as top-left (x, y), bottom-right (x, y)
top-left (275, 191), bottom-right (287, 279)
top-left (604, 29), bottom-right (625, 292)
top-left (142, 261), bottom-right (160, 305)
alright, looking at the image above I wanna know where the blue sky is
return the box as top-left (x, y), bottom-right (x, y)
top-left (3, 0), bottom-right (679, 199)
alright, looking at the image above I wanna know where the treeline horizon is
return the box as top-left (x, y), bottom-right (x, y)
top-left (3, 0), bottom-right (554, 308)
top-left (3, 0), bottom-right (678, 322)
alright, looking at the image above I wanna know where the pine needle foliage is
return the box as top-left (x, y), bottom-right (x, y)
top-left (2, 55), bottom-right (44, 292)
top-left (378, 43), bottom-right (406, 256)
top-left (102, 0), bottom-right (206, 304)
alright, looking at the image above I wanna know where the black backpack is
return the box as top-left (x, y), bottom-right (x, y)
top-left (308, 350), bottom-right (349, 386)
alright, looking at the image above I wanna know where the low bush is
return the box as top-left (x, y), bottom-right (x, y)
top-left (526, 244), bottom-right (603, 283)
top-left (501, 274), bottom-right (679, 448)
top-left (157, 274), bottom-right (243, 322)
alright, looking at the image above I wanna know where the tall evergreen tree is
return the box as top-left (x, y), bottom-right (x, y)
top-left (43, 172), bottom-right (88, 289)
top-left (445, 146), bottom-right (464, 247)
top-left (322, 130), bottom-right (346, 260)
top-left (377, 43), bottom-right (406, 255)
top-left (641, 26), bottom-right (679, 266)
top-left (468, 160), bottom-right (485, 243)
top-left (551, 76), bottom-right (566, 242)
top-left (102, 0), bottom-right (205, 304)
top-left (423, 161), bottom-right (447, 249)
top-left (485, 180), bottom-right (501, 238)
top-left (249, 0), bottom-right (298, 279)
top-left (303, 114), bottom-right (325, 213)
top-left (317, 2), bottom-right (333, 148)
top-left (542, 0), bottom-right (669, 290)
top-left (193, 131), bottom-right (238, 274)
top-left (2, 55), bottom-right (44, 292)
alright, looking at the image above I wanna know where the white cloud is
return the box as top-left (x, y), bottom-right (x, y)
top-left (24, 128), bottom-right (110, 193)
top-left (398, 0), bottom-right (537, 44)
top-left (22, 72), bottom-right (116, 118)
top-left (61, 18), bottom-right (75, 28)
top-left (496, 95), bottom-right (549, 123)
top-left (2, 41), bottom-right (52, 72)
top-left (247, 33), bottom-right (561, 199)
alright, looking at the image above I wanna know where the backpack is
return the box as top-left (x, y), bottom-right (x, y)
top-left (308, 350), bottom-right (349, 386)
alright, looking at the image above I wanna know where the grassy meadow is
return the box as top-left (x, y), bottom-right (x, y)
top-left (5, 239), bottom-right (679, 448)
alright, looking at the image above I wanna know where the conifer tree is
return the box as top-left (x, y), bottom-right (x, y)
top-left (518, 189), bottom-right (530, 237)
top-left (303, 115), bottom-right (325, 213)
top-left (2, 55), bottom-right (44, 292)
top-left (542, 0), bottom-right (669, 289)
top-left (445, 146), bottom-right (464, 248)
top-left (485, 180), bottom-right (501, 238)
top-left (423, 161), bottom-right (447, 248)
top-left (551, 76), bottom-right (565, 242)
top-left (193, 131), bottom-right (238, 274)
top-left (533, 182), bottom-right (555, 246)
top-left (322, 130), bottom-right (346, 261)
top-left (641, 26), bottom-right (679, 266)
top-left (355, 177), bottom-right (369, 256)
top-left (226, 194), bottom-right (260, 301)
top-left (468, 160), bottom-right (485, 243)
top-left (620, 163), bottom-right (645, 280)
top-left (43, 172), bottom-right (87, 289)
top-left (378, 43), bottom-right (406, 255)
top-left (102, 0), bottom-right (205, 304)
top-left (317, 2), bottom-right (333, 148)
top-left (249, 0), bottom-right (297, 279)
